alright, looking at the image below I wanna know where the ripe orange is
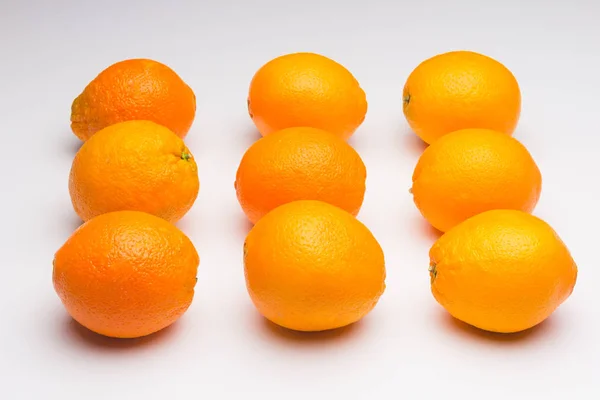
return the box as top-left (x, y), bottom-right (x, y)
top-left (53, 211), bottom-right (199, 338)
top-left (69, 120), bottom-right (199, 223)
top-left (247, 52), bottom-right (367, 140)
top-left (411, 128), bottom-right (541, 232)
top-left (429, 210), bottom-right (577, 333)
top-left (244, 200), bottom-right (386, 332)
top-left (235, 127), bottom-right (367, 224)
top-left (403, 51), bottom-right (521, 144)
top-left (71, 58), bottom-right (196, 141)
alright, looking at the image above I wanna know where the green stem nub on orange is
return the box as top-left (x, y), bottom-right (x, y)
top-left (428, 262), bottom-right (437, 281)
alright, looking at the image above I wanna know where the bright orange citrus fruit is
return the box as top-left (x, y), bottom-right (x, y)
top-left (71, 58), bottom-right (196, 141)
top-left (403, 51), bottom-right (521, 144)
top-left (244, 200), bottom-right (386, 332)
top-left (429, 210), bottom-right (577, 333)
top-left (235, 127), bottom-right (366, 224)
top-left (248, 52), bottom-right (367, 140)
top-left (69, 120), bottom-right (199, 223)
top-left (53, 211), bottom-right (199, 338)
top-left (411, 128), bottom-right (541, 232)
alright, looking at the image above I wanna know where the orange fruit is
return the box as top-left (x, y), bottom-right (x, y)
top-left (429, 210), bottom-right (577, 333)
top-left (235, 127), bottom-right (366, 224)
top-left (69, 120), bottom-right (199, 223)
top-left (53, 211), bottom-right (199, 338)
top-left (403, 51), bottom-right (521, 144)
top-left (71, 58), bottom-right (196, 141)
top-left (247, 52), bottom-right (367, 140)
top-left (244, 200), bottom-right (386, 332)
top-left (411, 128), bottom-right (541, 232)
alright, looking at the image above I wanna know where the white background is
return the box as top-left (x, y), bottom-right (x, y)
top-left (1, 0), bottom-right (599, 398)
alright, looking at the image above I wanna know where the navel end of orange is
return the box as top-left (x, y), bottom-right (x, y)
top-left (246, 98), bottom-right (253, 118)
top-left (70, 122), bottom-right (88, 141)
top-left (70, 95), bottom-right (90, 140)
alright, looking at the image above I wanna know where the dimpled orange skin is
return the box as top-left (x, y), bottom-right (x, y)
top-left (69, 120), bottom-right (199, 223)
top-left (71, 58), bottom-right (196, 141)
top-left (429, 210), bottom-right (577, 333)
top-left (53, 211), bottom-right (199, 339)
top-left (403, 51), bottom-right (521, 144)
top-left (247, 52), bottom-right (367, 140)
top-left (411, 128), bottom-right (541, 233)
top-left (235, 127), bottom-right (367, 224)
top-left (244, 200), bottom-right (386, 332)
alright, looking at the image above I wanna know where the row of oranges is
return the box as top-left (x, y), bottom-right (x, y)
top-left (53, 51), bottom-right (577, 339)
top-left (405, 53), bottom-right (575, 333)
top-left (239, 54), bottom-right (382, 331)
top-left (56, 58), bottom-right (201, 338)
